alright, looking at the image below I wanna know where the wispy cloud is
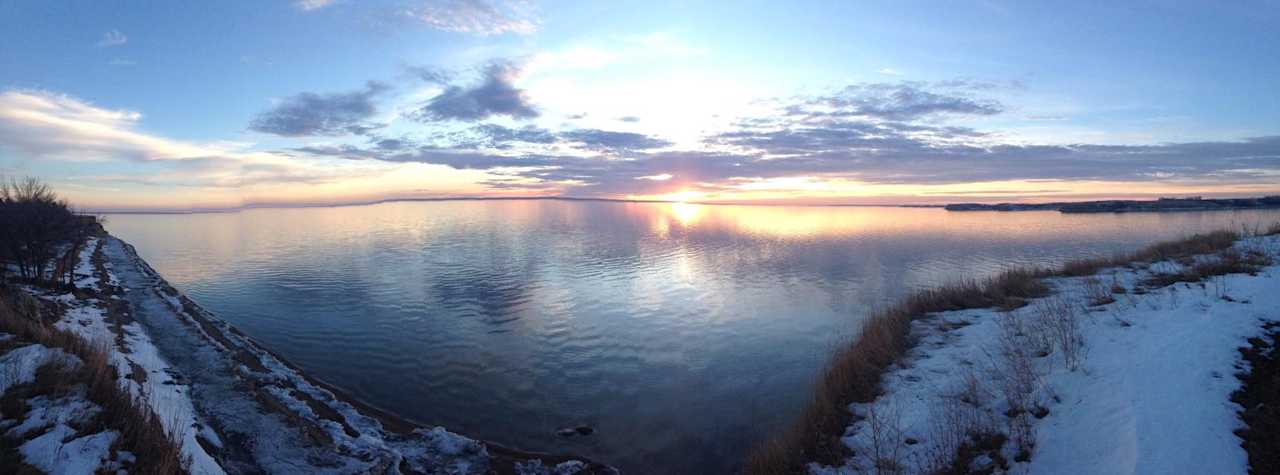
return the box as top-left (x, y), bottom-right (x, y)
top-left (397, 0), bottom-right (537, 35)
top-left (96, 30), bottom-right (127, 47)
top-left (0, 89), bottom-right (207, 161)
top-left (294, 0), bottom-right (337, 11)
top-left (0, 89), bottom-right (364, 190)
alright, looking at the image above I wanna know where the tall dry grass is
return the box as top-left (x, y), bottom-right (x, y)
top-left (1057, 230), bottom-right (1240, 277)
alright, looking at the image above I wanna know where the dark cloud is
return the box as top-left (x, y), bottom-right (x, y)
top-left (409, 61), bottom-right (538, 122)
top-left (249, 81), bottom-right (390, 137)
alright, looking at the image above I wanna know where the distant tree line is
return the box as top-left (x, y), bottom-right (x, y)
top-left (0, 177), bottom-right (93, 286)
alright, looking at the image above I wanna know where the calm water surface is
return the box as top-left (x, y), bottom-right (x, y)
top-left (104, 201), bottom-right (1280, 473)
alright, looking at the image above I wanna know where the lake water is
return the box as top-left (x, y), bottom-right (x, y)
top-left (103, 201), bottom-right (1280, 473)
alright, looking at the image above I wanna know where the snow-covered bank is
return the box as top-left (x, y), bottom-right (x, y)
top-left (810, 234), bottom-right (1280, 474)
top-left (3, 231), bottom-right (612, 474)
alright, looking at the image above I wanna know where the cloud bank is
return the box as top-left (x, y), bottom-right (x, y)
top-left (285, 80), bottom-right (1280, 197)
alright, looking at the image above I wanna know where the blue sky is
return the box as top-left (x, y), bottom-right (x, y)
top-left (1, 0), bottom-right (1278, 210)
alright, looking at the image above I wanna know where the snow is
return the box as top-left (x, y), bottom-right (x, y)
top-left (0, 344), bottom-right (80, 394)
top-left (516, 459), bottom-right (590, 475)
top-left (72, 237), bottom-right (99, 288)
top-left (811, 235), bottom-right (1280, 474)
top-left (7, 392), bottom-right (102, 438)
top-left (0, 347), bottom-right (120, 475)
top-left (20, 424), bottom-right (119, 475)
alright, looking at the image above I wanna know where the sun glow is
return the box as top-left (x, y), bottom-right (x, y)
top-left (661, 190), bottom-right (704, 203)
top-left (668, 201), bottom-right (705, 227)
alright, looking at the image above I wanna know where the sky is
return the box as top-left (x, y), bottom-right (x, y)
top-left (1, 0), bottom-right (1278, 210)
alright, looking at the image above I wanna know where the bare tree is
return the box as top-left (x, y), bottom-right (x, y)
top-left (0, 177), bottom-right (87, 286)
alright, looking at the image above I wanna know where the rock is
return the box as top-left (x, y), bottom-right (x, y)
top-left (556, 425), bottom-right (594, 437)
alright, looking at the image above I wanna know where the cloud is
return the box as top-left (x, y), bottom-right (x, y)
top-left (617, 116), bottom-right (640, 123)
top-left (465, 124), bottom-right (557, 147)
top-left (790, 82), bottom-right (1004, 121)
top-left (249, 81), bottom-right (390, 137)
top-left (432, 124), bottom-right (670, 153)
top-left (96, 30), bottom-right (127, 47)
top-left (295, 0), bottom-right (336, 11)
top-left (877, 68), bottom-right (903, 76)
top-left (408, 61), bottom-right (537, 122)
top-left (558, 129), bottom-right (672, 152)
top-left (397, 0), bottom-right (537, 35)
top-left (406, 65), bottom-right (455, 85)
top-left (286, 79), bottom-right (1280, 197)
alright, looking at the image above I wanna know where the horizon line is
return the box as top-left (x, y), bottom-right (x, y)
top-left (81, 193), bottom-right (1280, 215)
top-left (85, 195), bottom-right (936, 215)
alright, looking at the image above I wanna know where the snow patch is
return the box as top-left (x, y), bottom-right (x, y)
top-left (72, 237), bottom-right (99, 289)
top-left (0, 344), bottom-right (81, 394)
top-left (20, 424), bottom-right (119, 475)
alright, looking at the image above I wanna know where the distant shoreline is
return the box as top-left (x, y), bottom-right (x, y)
top-left (945, 196), bottom-right (1280, 213)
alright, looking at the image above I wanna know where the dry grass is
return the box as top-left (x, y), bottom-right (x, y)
top-left (1142, 247), bottom-right (1273, 288)
top-left (746, 225), bottom-right (1277, 474)
top-left (1056, 230), bottom-right (1241, 277)
top-left (0, 287), bottom-right (187, 474)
